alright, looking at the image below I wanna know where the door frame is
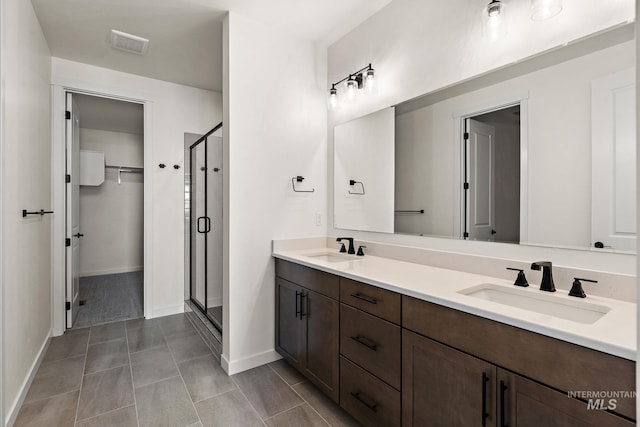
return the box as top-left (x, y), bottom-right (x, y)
top-left (453, 94), bottom-right (529, 244)
top-left (51, 78), bottom-right (154, 335)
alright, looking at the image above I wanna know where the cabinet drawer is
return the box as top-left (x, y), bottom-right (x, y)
top-left (340, 356), bottom-right (401, 427)
top-left (340, 304), bottom-right (401, 389)
top-left (275, 259), bottom-right (339, 299)
top-left (340, 277), bottom-right (401, 323)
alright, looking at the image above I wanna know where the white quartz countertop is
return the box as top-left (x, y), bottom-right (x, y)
top-left (272, 247), bottom-right (637, 361)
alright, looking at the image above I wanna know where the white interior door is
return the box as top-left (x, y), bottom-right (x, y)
top-left (66, 93), bottom-right (81, 327)
top-left (592, 68), bottom-right (636, 252)
top-left (466, 118), bottom-right (496, 241)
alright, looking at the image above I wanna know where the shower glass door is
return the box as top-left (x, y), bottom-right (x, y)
top-left (191, 142), bottom-right (207, 313)
top-left (189, 125), bottom-right (223, 333)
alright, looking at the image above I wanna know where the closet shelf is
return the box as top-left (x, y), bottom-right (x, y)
top-left (105, 165), bottom-right (144, 185)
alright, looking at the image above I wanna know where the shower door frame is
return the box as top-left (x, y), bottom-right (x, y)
top-left (188, 123), bottom-right (223, 332)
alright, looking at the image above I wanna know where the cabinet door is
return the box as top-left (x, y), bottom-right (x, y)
top-left (498, 369), bottom-right (634, 427)
top-left (275, 278), bottom-right (303, 369)
top-left (303, 289), bottom-right (340, 402)
top-left (402, 330), bottom-right (496, 427)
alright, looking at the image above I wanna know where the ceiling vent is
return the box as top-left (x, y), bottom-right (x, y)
top-left (110, 30), bottom-right (149, 55)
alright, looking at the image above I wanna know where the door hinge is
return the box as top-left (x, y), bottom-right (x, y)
top-left (464, 132), bottom-right (469, 140)
top-left (463, 182), bottom-right (469, 190)
top-left (463, 232), bottom-right (469, 238)
top-left (66, 174), bottom-right (71, 183)
top-left (65, 301), bottom-right (71, 310)
top-left (65, 238), bottom-right (71, 247)
top-left (65, 111), bottom-right (71, 120)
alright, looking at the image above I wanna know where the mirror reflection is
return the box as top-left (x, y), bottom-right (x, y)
top-left (333, 24), bottom-right (636, 253)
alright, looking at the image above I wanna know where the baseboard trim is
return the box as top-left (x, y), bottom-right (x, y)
top-left (5, 329), bottom-right (51, 427)
top-left (150, 304), bottom-right (184, 319)
top-left (78, 267), bottom-right (143, 278)
top-left (222, 349), bottom-right (281, 376)
top-left (206, 297), bottom-right (222, 308)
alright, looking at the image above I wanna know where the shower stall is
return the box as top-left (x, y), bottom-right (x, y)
top-left (185, 123), bottom-right (223, 336)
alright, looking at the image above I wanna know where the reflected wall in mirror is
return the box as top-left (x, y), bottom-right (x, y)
top-left (333, 24), bottom-right (636, 253)
top-left (334, 107), bottom-right (395, 232)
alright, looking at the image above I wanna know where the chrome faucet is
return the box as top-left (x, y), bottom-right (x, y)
top-left (336, 237), bottom-right (355, 255)
top-left (531, 261), bottom-right (555, 292)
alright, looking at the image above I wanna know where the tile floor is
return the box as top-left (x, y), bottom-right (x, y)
top-left (74, 272), bottom-right (144, 328)
top-left (14, 313), bottom-right (360, 427)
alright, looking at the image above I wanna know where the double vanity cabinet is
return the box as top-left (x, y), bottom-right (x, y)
top-left (275, 258), bottom-right (635, 426)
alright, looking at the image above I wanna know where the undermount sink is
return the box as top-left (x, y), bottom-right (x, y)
top-left (306, 252), bottom-right (358, 263)
top-left (458, 283), bottom-right (611, 324)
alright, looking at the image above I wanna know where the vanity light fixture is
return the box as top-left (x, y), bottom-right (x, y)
top-left (328, 85), bottom-right (338, 111)
top-left (531, 0), bottom-right (562, 21)
top-left (487, 0), bottom-right (503, 17)
top-left (327, 64), bottom-right (375, 110)
top-left (485, 0), bottom-right (506, 41)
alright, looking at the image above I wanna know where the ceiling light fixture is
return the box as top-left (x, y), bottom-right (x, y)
top-left (328, 64), bottom-right (375, 111)
top-left (110, 29), bottom-right (149, 55)
top-left (531, 0), bottom-right (563, 21)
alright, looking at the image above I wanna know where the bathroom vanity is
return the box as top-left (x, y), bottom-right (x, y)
top-left (273, 245), bottom-right (636, 426)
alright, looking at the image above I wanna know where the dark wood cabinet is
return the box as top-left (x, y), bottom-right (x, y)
top-left (340, 356), bottom-right (401, 427)
top-left (403, 295), bottom-right (636, 421)
top-left (302, 288), bottom-right (339, 400)
top-left (402, 330), bottom-right (497, 427)
top-left (340, 303), bottom-right (401, 389)
top-left (275, 260), bottom-right (339, 402)
top-left (275, 278), bottom-right (303, 369)
top-left (498, 370), bottom-right (634, 427)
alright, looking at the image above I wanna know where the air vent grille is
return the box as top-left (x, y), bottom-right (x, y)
top-left (110, 30), bottom-right (149, 55)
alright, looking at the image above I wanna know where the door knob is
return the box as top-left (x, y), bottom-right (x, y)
top-left (73, 233), bottom-right (84, 238)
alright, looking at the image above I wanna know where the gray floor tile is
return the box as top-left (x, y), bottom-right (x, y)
top-left (89, 322), bottom-right (125, 345)
top-left (195, 390), bottom-right (264, 427)
top-left (165, 332), bottom-right (211, 363)
top-left (130, 345), bottom-right (179, 388)
top-left (265, 404), bottom-right (329, 427)
top-left (24, 356), bottom-right (84, 404)
top-left (293, 382), bottom-right (360, 427)
top-left (13, 390), bottom-right (79, 427)
top-left (75, 405), bottom-right (138, 427)
top-left (178, 355), bottom-right (235, 403)
top-left (127, 325), bottom-right (165, 353)
top-left (125, 317), bottom-right (158, 331)
top-left (232, 365), bottom-right (303, 419)
top-left (135, 376), bottom-right (199, 427)
top-left (157, 313), bottom-right (195, 337)
top-left (85, 338), bottom-right (129, 374)
top-left (76, 365), bottom-right (135, 421)
top-left (269, 359), bottom-right (306, 386)
top-left (42, 331), bottom-right (89, 363)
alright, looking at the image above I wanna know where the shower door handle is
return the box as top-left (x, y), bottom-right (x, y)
top-left (197, 217), bottom-right (212, 233)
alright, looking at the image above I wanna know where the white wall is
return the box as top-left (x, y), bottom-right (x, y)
top-left (2, 0), bottom-right (52, 423)
top-left (52, 58), bottom-right (222, 317)
top-left (328, 0), bottom-right (637, 276)
top-left (79, 128), bottom-right (144, 276)
top-left (224, 12), bottom-right (327, 374)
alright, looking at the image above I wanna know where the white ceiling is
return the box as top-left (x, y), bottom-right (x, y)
top-left (31, 0), bottom-right (392, 92)
top-left (75, 94), bottom-right (144, 135)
